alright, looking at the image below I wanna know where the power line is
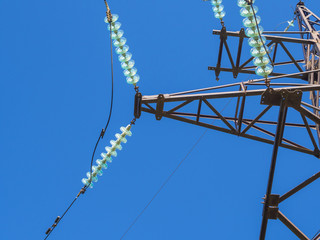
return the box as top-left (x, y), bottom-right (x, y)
top-left (87, 5), bottom-right (115, 190)
top-left (44, 188), bottom-right (85, 240)
top-left (119, 98), bottom-right (233, 240)
top-left (43, 3), bottom-right (116, 239)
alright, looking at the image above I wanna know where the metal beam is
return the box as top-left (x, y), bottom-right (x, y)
top-left (260, 101), bottom-right (288, 240)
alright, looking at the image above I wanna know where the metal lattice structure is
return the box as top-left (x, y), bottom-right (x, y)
top-left (134, 2), bottom-right (320, 240)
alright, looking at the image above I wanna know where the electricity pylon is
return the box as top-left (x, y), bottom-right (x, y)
top-left (134, 2), bottom-right (320, 240)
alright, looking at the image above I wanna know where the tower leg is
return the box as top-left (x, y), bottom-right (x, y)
top-left (259, 100), bottom-right (288, 240)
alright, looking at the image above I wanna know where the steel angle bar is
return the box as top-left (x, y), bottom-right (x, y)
top-left (170, 70), bottom-right (320, 97)
top-left (279, 171), bottom-right (320, 203)
top-left (279, 42), bottom-right (304, 72)
top-left (277, 211), bottom-right (309, 240)
top-left (242, 121), bottom-right (306, 149)
top-left (314, 233), bottom-right (320, 240)
top-left (141, 107), bottom-right (315, 156)
top-left (202, 98), bottom-right (236, 131)
top-left (294, 105), bottom-right (320, 126)
top-left (246, 83), bottom-right (307, 86)
top-left (142, 85), bottom-right (320, 103)
top-left (208, 67), bottom-right (307, 80)
top-left (300, 113), bottom-right (319, 151)
top-left (296, 5), bottom-right (320, 53)
top-left (242, 60), bottom-right (305, 70)
top-left (166, 112), bottom-right (315, 129)
top-left (167, 100), bottom-right (193, 114)
top-left (212, 29), bottom-right (316, 44)
top-left (260, 101), bottom-right (288, 240)
top-left (241, 105), bottom-right (272, 134)
top-left (239, 41), bottom-right (274, 69)
top-left (144, 103), bottom-right (155, 111)
top-left (263, 31), bottom-right (311, 35)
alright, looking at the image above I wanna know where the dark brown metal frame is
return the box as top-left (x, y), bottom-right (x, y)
top-left (134, 2), bottom-right (320, 240)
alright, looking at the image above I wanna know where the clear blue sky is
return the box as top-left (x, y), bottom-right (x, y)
top-left (1, 0), bottom-right (320, 239)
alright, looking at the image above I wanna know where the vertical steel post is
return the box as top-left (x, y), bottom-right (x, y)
top-left (259, 99), bottom-right (288, 240)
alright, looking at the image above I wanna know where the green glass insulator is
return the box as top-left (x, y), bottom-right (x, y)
top-left (118, 52), bottom-right (132, 62)
top-left (111, 30), bottom-right (124, 40)
top-left (115, 133), bottom-right (127, 143)
top-left (104, 14), bottom-right (119, 24)
top-left (91, 167), bottom-right (99, 177)
top-left (82, 178), bottom-right (93, 188)
top-left (237, 0), bottom-right (256, 7)
top-left (288, 20), bottom-right (294, 27)
top-left (96, 159), bottom-right (108, 169)
top-left (243, 15), bottom-right (261, 28)
top-left (105, 147), bottom-right (117, 157)
top-left (246, 25), bottom-right (263, 38)
top-left (253, 56), bottom-right (270, 67)
top-left (211, 0), bottom-right (222, 6)
top-left (108, 22), bottom-right (121, 32)
top-left (124, 67), bottom-right (137, 77)
top-left (110, 140), bottom-right (122, 150)
top-left (255, 65), bottom-right (273, 77)
top-left (96, 164), bottom-right (103, 172)
top-left (250, 47), bottom-right (267, 57)
top-left (92, 176), bottom-right (98, 182)
top-left (100, 153), bottom-right (113, 162)
top-left (248, 36), bottom-right (266, 47)
top-left (86, 172), bottom-right (98, 182)
top-left (240, 5), bottom-right (258, 17)
top-left (121, 60), bottom-right (135, 70)
top-left (96, 159), bottom-right (105, 168)
top-left (82, 178), bottom-right (89, 185)
top-left (126, 75), bottom-right (140, 85)
top-left (111, 14), bottom-right (119, 23)
top-left (213, 5), bottom-right (224, 13)
top-left (116, 45), bottom-right (129, 55)
top-left (120, 126), bottom-right (132, 136)
top-left (92, 166), bottom-right (103, 176)
top-left (214, 11), bottom-right (226, 19)
top-left (113, 37), bottom-right (127, 47)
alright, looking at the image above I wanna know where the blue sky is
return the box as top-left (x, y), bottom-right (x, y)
top-left (1, 0), bottom-right (320, 240)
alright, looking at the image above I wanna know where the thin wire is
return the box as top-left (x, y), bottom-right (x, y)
top-left (43, 188), bottom-right (85, 240)
top-left (86, 12), bottom-right (115, 190)
top-left (43, 5), bottom-right (116, 239)
top-left (119, 98), bottom-right (233, 240)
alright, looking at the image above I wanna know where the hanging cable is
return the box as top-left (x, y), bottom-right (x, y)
top-left (86, 1), bottom-right (115, 190)
top-left (43, 2), bottom-right (116, 238)
top-left (44, 188), bottom-right (86, 240)
top-left (119, 98), bottom-right (233, 240)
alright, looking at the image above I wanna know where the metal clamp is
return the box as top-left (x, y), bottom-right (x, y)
top-left (134, 92), bottom-right (142, 119)
top-left (155, 94), bottom-right (165, 120)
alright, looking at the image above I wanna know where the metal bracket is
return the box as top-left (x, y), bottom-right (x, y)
top-left (134, 92), bottom-right (142, 119)
top-left (155, 94), bottom-right (165, 120)
top-left (263, 194), bottom-right (280, 220)
top-left (261, 88), bottom-right (302, 107)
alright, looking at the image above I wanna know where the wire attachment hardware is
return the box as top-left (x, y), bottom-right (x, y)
top-left (104, 0), bottom-right (113, 23)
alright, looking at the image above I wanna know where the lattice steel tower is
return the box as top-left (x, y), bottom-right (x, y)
top-left (134, 2), bottom-right (320, 240)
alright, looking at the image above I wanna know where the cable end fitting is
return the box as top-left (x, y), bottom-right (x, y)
top-left (45, 228), bottom-right (52, 235)
top-left (104, 1), bottom-right (113, 23)
top-left (77, 187), bottom-right (87, 197)
top-left (100, 128), bottom-right (106, 138)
